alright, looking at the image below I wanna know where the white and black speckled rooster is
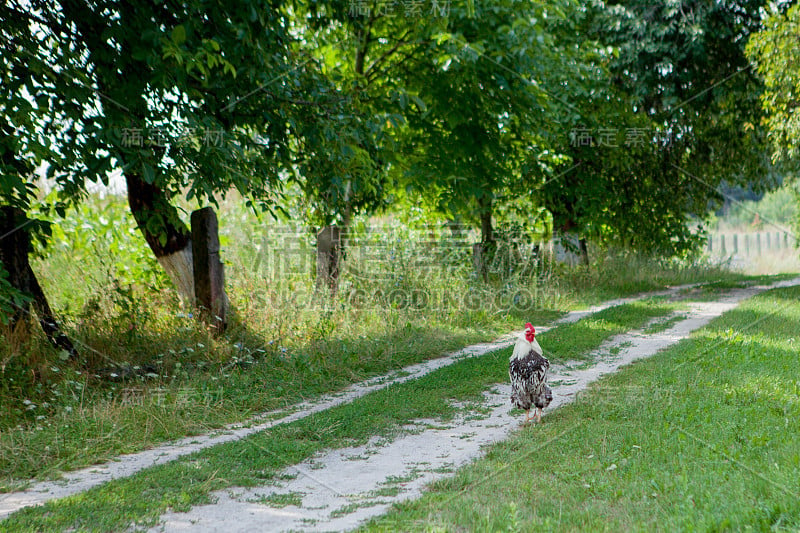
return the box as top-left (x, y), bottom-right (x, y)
top-left (509, 322), bottom-right (551, 424)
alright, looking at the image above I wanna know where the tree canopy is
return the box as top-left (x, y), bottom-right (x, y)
top-left (539, 0), bottom-right (776, 256)
top-left (0, 0), bottom-right (787, 296)
top-left (2, 0), bottom-right (391, 300)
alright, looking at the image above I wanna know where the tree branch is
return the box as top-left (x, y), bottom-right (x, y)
top-left (364, 30), bottom-right (413, 80)
top-left (354, 7), bottom-right (377, 76)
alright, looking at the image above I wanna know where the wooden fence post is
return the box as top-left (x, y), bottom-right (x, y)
top-left (472, 242), bottom-right (486, 281)
top-left (733, 234), bottom-right (738, 254)
top-left (756, 233), bottom-right (761, 256)
top-left (191, 207), bottom-right (227, 334)
top-left (744, 234), bottom-right (750, 256)
top-left (316, 225), bottom-right (342, 295)
top-left (720, 234), bottom-right (726, 255)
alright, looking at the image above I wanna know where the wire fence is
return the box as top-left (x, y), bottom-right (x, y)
top-left (707, 230), bottom-right (800, 273)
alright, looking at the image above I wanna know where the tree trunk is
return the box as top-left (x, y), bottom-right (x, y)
top-left (445, 218), bottom-right (464, 238)
top-left (474, 196), bottom-right (494, 281)
top-left (0, 207), bottom-right (78, 359)
top-left (479, 198), bottom-right (494, 245)
top-left (125, 172), bottom-right (194, 303)
top-left (315, 202), bottom-right (353, 297)
top-left (552, 231), bottom-right (581, 266)
top-left (63, 3), bottom-right (194, 304)
top-left (472, 242), bottom-right (486, 280)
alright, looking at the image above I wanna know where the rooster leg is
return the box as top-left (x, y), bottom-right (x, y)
top-left (523, 410), bottom-right (532, 424)
top-left (534, 408), bottom-right (543, 424)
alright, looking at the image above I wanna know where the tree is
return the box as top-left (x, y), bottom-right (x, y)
top-left (56, 0), bottom-right (304, 302)
top-left (290, 2), bottom-right (436, 291)
top-left (296, 0), bottom-right (596, 279)
top-left (542, 0), bottom-right (777, 257)
top-left (2, 0), bottom-right (356, 305)
top-left (291, 5), bottom-right (400, 231)
top-left (747, 3), bottom-right (800, 167)
top-left (0, 207), bottom-right (77, 357)
top-left (397, 0), bottom-right (581, 260)
top-left (0, 2), bottom-right (87, 350)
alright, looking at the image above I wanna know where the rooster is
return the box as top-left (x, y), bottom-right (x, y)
top-left (509, 322), bottom-right (551, 424)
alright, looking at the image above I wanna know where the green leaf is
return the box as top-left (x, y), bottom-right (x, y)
top-left (142, 164), bottom-right (156, 184)
top-left (410, 95), bottom-right (427, 112)
top-left (171, 25), bottom-right (186, 45)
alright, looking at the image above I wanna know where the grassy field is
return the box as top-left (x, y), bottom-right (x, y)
top-left (0, 298), bottom-right (684, 530)
top-left (0, 195), bottom-right (747, 491)
top-left (363, 286), bottom-right (800, 531)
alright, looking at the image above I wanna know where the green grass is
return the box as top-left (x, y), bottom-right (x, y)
top-left (543, 298), bottom-right (686, 363)
top-left (671, 274), bottom-right (798, 303)
top-left (0, 194), bottom-right (752, 490)
top-left (642, 313), bottom-right (687, 335)
top-left (253, 491), bottom-right (304, 508)
top-left (0, 298), bottom-right (680, 531)
top-left (362, 286), bottom-right (800, 532)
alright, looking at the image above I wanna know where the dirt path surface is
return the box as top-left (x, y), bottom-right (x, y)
top-left (0, 286), bottom-right (695, 520)
top-left (148, 279), bottom-right (800, 532)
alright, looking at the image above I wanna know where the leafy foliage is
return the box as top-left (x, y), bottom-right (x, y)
top-left (397, 0), bottom-right (580, 242)
top-left (542, 0), bottom-right (777, 255)
top-left (0, 264), bottom-right (31, 325)
top-left (747, 3), bottom-right (800, 166)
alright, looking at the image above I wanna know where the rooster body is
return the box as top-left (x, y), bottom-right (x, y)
top-left (509, 323), bottom-right (551, 424)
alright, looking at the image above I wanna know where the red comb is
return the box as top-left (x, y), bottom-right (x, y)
top-left (524, 323), bottom-right (536, 341)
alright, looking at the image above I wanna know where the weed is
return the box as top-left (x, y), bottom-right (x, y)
top-left (252, 491), bottom-right (304, 508)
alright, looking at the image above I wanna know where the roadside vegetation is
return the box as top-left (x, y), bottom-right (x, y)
top-left (710, 183), bottom-right (798, 232)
